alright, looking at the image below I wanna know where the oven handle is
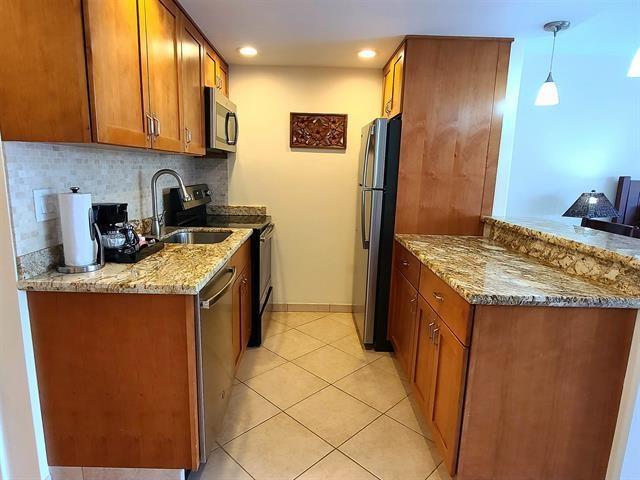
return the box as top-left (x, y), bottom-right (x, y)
top-left (200, 267), bottom-right (236, 309)
top-left (260, 224), bottom-right (275, 242)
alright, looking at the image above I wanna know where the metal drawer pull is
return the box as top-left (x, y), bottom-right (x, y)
top-left (432, 327), bottom-right (440, 345)
top-left (427, 321), bottom-right (435, 339)
top-left (401, 259), bottom-right (409, 267)
top-left (432, 292), bottom-right (444, 302)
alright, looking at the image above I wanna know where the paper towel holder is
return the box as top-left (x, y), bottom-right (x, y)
top-left (57, 213), bottom-right (106, 274)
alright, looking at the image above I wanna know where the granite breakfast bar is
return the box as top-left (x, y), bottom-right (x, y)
top-left (17, 227), bottom-right (254, 471)
top-left (388, 222), bottom-right (640, 480)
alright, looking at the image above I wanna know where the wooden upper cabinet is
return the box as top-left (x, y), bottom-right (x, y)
top-left (204, 45), bottom-right (229, 96)
top-left (83, 0), bottom-right (150, 148)
top-left (180, 18), bottom-right (205, 155)
top-left (0, 0), bottom-right (91, 142)
top-left (218, 61), bottom-right (229, 97)
top-left (145, 0), bottom-right (184, 153)
top-left (394, 37), bottom-right (512, 235)
top-left (381, 45), bottom-right (404, 118)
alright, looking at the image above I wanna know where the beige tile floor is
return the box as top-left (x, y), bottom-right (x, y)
top-left (193, 312), bottom-right (450, 480)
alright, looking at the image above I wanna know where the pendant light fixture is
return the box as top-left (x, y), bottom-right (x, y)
top-left (535, 21), bottom-right (570, 106)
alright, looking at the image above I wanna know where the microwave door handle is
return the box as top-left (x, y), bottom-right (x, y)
top-left (226, 112), bottom-right (238, 145)
top-left (360, 124), bottom-right (374, 187)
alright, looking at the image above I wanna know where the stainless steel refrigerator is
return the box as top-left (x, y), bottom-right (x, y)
top-left (352, 116), bottom-right (402, 349)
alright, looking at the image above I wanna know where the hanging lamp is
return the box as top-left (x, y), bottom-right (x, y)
top-left (535, 21), bottom-right (570, 106)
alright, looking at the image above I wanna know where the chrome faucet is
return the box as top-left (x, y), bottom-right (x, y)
top-left (150, 169), bottom-right (192, 237)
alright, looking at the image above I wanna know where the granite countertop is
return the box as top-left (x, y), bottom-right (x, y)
top-left (395, 234), bottom-right (640, 308)
top-left (17, 227), bottom-right (253, 295)
top-left (484, 217), bottom-right (640, 268)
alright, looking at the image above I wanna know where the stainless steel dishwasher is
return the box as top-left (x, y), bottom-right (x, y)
top-left (195, 263), bottom-right (237, 463)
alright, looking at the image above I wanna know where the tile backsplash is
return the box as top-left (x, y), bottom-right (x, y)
top-left (3, 142), bottom-right (228, 256)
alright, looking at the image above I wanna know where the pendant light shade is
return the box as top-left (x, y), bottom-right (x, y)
top-left (535, 21), bottom-right (570, 107)
top-left (628, 47), bottom-right (640, 77)
top-left (535, 72), bottom-right (559, 106)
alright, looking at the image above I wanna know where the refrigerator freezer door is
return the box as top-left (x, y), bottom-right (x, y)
top-left (352, 187), bottom-right (385, 345)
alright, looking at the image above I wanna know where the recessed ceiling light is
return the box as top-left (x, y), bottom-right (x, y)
top-left (238, 46), bottom-right (258, 57)
top-left (358, 49), bottom-right (376, 59)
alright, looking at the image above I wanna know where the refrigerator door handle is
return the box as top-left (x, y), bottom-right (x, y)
top-left (361, 188), bottom-right (371, 249)
top-left (360, 124), bottom-right (375, 187)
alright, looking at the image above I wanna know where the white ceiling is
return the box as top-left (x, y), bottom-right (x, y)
top-left (181, 0), bottom-right (640, 68)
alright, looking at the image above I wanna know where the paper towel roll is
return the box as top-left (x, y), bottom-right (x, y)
top-left (58, 188), bottom-right (96, 267)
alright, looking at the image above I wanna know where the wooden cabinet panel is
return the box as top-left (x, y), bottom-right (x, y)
top-left (27, 292), bottom-right (199, 469)
top-left (388, 266), bottom-right (418, 376)
top-left (412, 296), bottom-right (438, 416)
top-left (389, 48), bottom-right (404, 117)
top-left (83, 0), bottom-right (150, 148)
top-left (458, 306), bottom-right (636, 480)
top-left (430, 318), bottom-right (468, 474)
top-left (381, 45), bottom-right (404, 118)
top-left (395, 241), bottom-right (420, 289)
top-left (204, 47), bottom-right (218, 89)
top-left (180, 18), bottom-right (205, 155)
top-left (419, 265), bottom-right (473, 345)
top-left (0, 0), bottom-right (91, 142)
top-left (230, 240), bottom-right (251, 368)
top-left (145, 0), bottom-right (184, 152)
top-left (218, 61), bottom-right (229, 96)
top-left (394, 37), bottom-right (512, 235)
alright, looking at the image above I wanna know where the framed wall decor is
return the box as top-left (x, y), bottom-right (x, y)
top-left (290, 113), bottom-right (347, 150)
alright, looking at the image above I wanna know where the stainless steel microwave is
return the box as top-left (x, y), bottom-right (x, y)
top-left (205, 87), bottom-right (238, 153)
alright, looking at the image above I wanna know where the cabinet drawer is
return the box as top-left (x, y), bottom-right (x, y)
top-left (419, 266), bottom-right (473, 346)
top-left (395, 241), bottom-right (420, 289)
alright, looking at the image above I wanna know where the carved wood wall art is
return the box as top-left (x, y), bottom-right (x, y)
top-left (290, 113), bottom-right (347, 149)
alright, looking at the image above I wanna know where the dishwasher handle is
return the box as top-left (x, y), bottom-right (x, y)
top-left (200, 267), bottom-right (237, 309)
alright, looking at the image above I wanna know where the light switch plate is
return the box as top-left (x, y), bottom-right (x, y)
top-left (33, 188), bottom-right (58, 222)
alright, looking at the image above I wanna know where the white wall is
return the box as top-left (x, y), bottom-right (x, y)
top-left (228, 65), bottom-right (381, 306)
top-left (0, 138), bottom-right (48, 480)
top-left (504, 6), bottom-right (640, 217)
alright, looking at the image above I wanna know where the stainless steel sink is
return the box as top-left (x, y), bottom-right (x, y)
top-left (164, 231), bottom-right (232, 244)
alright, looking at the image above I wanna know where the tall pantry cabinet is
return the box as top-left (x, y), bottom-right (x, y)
top-left (384, 36), bottom-right (512, 477)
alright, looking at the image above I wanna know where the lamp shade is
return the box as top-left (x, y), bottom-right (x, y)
top-left (562, 190), bottom-right (620, 219)
top-left (535, 73), bottom-right (560, 106)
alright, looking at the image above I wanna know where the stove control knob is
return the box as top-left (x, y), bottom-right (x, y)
top-left (205, 189), bottom-right (211, 196)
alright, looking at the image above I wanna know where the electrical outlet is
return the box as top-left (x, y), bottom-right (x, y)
top-left (33, 188), bottom-right (58, 222)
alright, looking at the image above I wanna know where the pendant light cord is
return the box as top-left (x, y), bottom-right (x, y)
top-left (549, 29), bottom-right (557, 73)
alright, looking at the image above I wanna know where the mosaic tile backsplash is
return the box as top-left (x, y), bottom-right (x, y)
top-left (3, 142), bottom-right (229, 257)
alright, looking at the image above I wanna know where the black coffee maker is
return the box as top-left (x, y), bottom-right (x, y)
top-left (93, 203), bottom-right (163, 263)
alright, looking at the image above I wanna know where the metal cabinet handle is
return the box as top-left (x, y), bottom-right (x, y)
top-left (401, 260), bottom-right (409, 267)
top-left (432, 292), bottom-right (444, 302)
top-left (427, 321), bottom-right (435, 339)
top-left (151, 114), bottom-right (160, 137)
top-left (146, 114), bottom-right (155, 137)
top-left (410, 295), bottom-right (417, 313)
top-left (185, 127), bottom-right (192, 144)
top-left (432, 327), bottom-right (440, 345)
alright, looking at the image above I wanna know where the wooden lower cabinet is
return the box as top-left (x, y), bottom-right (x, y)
top-left (387, 266), bottom-right (418, 376)
top-left (390, 240), bottom-right (637, 479)
top-left (26, 239), bottom-right (252, 470)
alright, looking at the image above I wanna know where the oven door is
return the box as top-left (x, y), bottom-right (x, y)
top-left (205, 87), bottom-right (238, 153)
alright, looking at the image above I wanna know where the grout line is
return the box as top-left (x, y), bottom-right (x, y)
top-left (215, 447), bottom-right (257, 480)
top-left (292, 447), bottom-right (337, 479)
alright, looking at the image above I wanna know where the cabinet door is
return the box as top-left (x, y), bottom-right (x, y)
top-left (389, 48), bottom-right (404, 117)
top-left (180, 18), bottom-right (205, 155)
top-left (232, 272), bottom-right (243, 368)
top-left (218, 61), bottom-right (229, 96)
top-left (412, 296), bottom-right (437, 418)
top-left (430, 319), bottom-right (468, 474)
top-left (388, 267), bottom-right (418, 377)
top-left (204, 46), bottom-right (218, 89)
top-left (240, 269), bottom-right (252, 351)
top-left (144, 0), bottom-right (184, 152)
top-left (381, 67), bottom-right (393, 117)
top-left (83, 0), bottom-right (150, 148)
